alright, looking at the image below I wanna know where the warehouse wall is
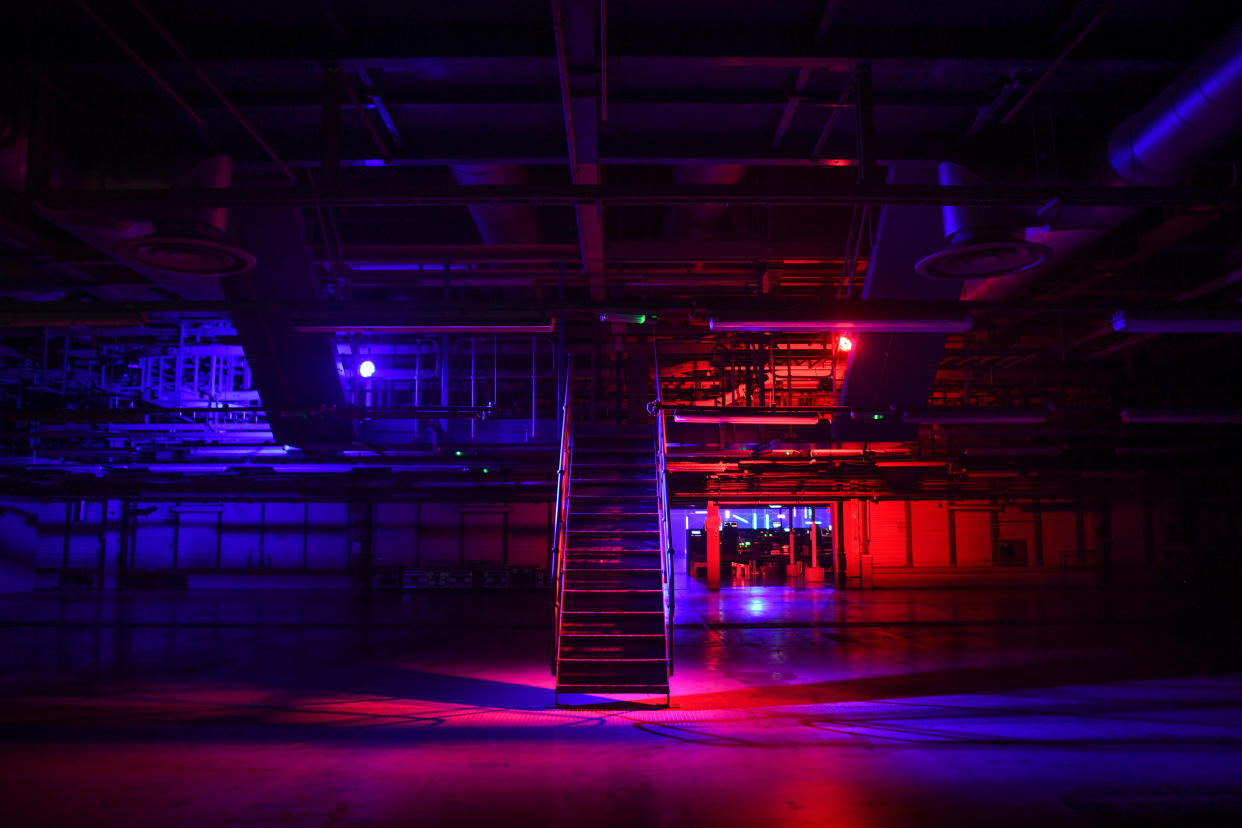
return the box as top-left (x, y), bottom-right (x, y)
top-left (0, 500), bottom-right (38, 593)
top-left (29, 499), bottom-right (552, 590)
top-left (840, 498), bottom-right (1122, 587)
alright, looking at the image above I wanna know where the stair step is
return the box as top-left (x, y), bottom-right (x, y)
top-left (570, 485), bottom-right (658, 499)
top-left (560, 612), bottom-right (667, 635)
top-left (562, 591), bottom-right (664, 613)
top-left (565, 554), bottom-right (662, 570)
top-left (554, 683), bottom-right (670, 695)
top-left (573, 446), bottom-right (652, 456)
top-left (571, 467), bottom-right (656, 481)
top-left (574, 423), bottom-right (653, 435)
top-left (558, 635), bottom-right (668, 660)
top-left (556, 660), bottom-right (670, 687)
top-left (567, 538), bottom-right (661, 552)
top-left (571, 461), bottom-right (656, 472)
top-left (573, 437), bottom-right (654, 451)
top-left (570, 496), bottom-right (659, 511)
top-left (568, 520), bottom-right (660, 533)
top-left (565, 570), bottom-right (665, 589)
top-left (568, 531), bottom-right (660, 538)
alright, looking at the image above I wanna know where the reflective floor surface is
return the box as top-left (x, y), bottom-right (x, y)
top-left (0, 583), bottom-right (1239, 826)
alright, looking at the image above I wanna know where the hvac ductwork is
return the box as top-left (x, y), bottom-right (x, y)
top-left (664, 164), bottom-right (747, 239)
top-left (450, 164), bottom-right (539, 245)
top-left (926, 20), bottom-right (1242, 300)
top-left (36, 154), bottom-right (254, 299)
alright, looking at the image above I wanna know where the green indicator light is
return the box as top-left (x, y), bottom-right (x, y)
top-left (872, 414), bottom-right (884, 420)
top-left (482, 468), bottom-right (490, 474)
top-left (454, 450), bottom-right (463, 456)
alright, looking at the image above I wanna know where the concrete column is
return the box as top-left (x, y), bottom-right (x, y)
top-left (705, 501), bottom-right (721, 591)
top-left (786, 506), bottom-right (799, 577)
top-left (806, 506), bottom-right (825, 583)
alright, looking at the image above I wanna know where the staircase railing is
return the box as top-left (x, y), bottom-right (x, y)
top-left (550, 360), bottom-right (573, 676)
top-left (653, 339), bottom-right (675, 676)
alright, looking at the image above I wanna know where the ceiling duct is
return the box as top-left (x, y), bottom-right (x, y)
top-left (222, 207), bottom-right (351, 449)
top-left (450, 164), bottom-right (539, 245)
top-left (915, 163), bottom-right (1050, 280)
top-left (834, 167), bottom-right (963, 443)
top-left (928, 20), bottom-right (1242, 299)
top-left (36, 154), bottom-right (254, 299)
top-left (112, 155), bottom-right (254, 278)
top-left (664, 164), bottom-right (747, 239)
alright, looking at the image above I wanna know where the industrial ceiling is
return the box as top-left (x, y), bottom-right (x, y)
top-left (3, 0), bottom-right (1242, 505)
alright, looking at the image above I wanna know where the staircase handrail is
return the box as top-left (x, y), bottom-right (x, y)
top-left (550, 358), bottom-right (573, 676)
top-left (652, 338), bottom-right (675, 676)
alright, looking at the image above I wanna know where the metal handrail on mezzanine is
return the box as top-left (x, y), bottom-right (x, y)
top-left (550, 359), bottom-right (574, 676)
top-left (652, 338), bottom-right (675, 677)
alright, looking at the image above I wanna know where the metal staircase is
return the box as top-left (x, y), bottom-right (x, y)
top-left (552, 367), bottom-right (674, 706)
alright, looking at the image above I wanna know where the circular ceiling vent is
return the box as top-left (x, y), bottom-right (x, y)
top-left (114, 235), bottom-right (256, 277)
top-left (915, 234), bottom-right (1051, 280)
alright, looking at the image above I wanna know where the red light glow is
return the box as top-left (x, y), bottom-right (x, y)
top-left (837, 335), bottom-right (854, 352)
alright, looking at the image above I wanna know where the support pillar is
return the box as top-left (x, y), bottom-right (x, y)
top-left (806, 506), bottom-right (825, 583)
top-left (785, 505), bottom-right (799, 577)
top-left (705, 501), bottom-right (721, 591)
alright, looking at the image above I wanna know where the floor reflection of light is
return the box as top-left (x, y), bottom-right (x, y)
top-left (747, 598), bottom-right (767, 615)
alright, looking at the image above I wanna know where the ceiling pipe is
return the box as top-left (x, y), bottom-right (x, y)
top-left (958, 19), bottom-right (1242, 300)
top-left (665, 164), bottom-right (747, 240)
top-left (449, 164), bottom-right (540, 246)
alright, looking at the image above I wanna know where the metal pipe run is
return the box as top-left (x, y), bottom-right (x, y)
top-left (17, 183), bottom-right (1242, 211)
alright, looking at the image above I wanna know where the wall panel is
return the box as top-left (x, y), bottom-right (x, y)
top-left (953, 510), bottom-right (994, 567)
top-left (306, 503), bottom-right (348, 568)
top-left (910, 501), bottom-right (950, 567)
top-left (867, 501), bottom-right (908, 567)
top-left (374, 502), bottom-right (418, 568)
top-left (462, 510), bottom-right (505, 563)
top-left (418, 503), bottom-right (461, 564)
top-left (1041, 511), bottom-right (1078, 566)
top-left (508, 502), bottom-right (550, 567)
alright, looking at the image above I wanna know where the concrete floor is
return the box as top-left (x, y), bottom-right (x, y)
top-left (0, 580), bottom-right (1239, 827)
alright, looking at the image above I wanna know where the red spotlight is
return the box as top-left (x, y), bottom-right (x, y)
top-left (837, 335), bottom-right (854, 352)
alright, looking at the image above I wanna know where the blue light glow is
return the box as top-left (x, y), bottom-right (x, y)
top-left (359, 360), bottom-right (377, 378)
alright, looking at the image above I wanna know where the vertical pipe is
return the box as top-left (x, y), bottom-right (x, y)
top-left (175, 319), bottom-right (184, 400)
top-left (61, 334), bottom-right (69, 396)
top-left (322, 65), bottom-right (342, 188)
top-left (62, 502), bottom-right (71, 570)
top-left (948, 507), bottom-right (958, 567)
top-left (990, 509), bottom-right (1001, 566)
top-left (470, 338), bottom-right (477, 439)
top-left (853, 64), bottom-right (877, 183)
top-left (1033, 498), bottom-right (1044, 565)
top-left (171, 509), bottom-right (180, 569)
top-left (785, 341), bottom-right (793, 405)
top-left (904, 500), bottom-right (914, 567)
top-left (835, 499), bottom-right (846, 587)
top-left (768, 335), bottom-right (776, 408)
